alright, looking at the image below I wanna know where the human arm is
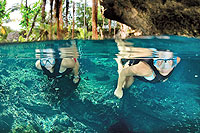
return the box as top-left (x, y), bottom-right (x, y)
top-left (72, 59), bottom-right (80, 83)
top-left (114, 66), bottom-right (136, 99)
top-left (35, 60), bottom-right (42, 70)
top-left (62, 58), bottom-right (80, 83)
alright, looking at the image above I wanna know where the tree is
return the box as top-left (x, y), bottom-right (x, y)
top-left (108, 19), bottom-right (111, 34)
top-left (75, 1), bottom-right (92, 29)
top-left (25, 0), bottom-right (28, 27)
top-left (92, 0), bottom-right (98, 39)
top-left (0, 0), bottom-right (10, 40)
top-left (26, 5), bottom-right (41, 40)
top-left (20, 1), bottom-right (43, 41)
top-left (0, 0), bottom-right (10, 25)
top-left (72, 1), bottom-right (75, 39)
top-left (54, 0), bottom-right (60, 39)
top-left (49, 0), bottom-right (54, 40)
top-left (59, 0), bottom-right (63, 30)
top-left (41, 0), bottom-right (46, 23)
top-left (65, 0), bottom-right (69, 27)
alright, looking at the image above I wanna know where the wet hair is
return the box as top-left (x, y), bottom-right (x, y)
top-left (158, 51), bottom-right (173, 59)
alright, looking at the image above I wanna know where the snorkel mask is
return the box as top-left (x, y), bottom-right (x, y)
top-left (40, 57), bottom-right (55, 69)
top-left (153, 51), bottom-right (177, 74)
top-left (153, 57), bottom-right (177, 69)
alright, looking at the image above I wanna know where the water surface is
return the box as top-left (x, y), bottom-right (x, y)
top-left (0, 36), bottom-right (199, 132)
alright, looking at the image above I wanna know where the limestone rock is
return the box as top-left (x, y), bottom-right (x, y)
top-left (6, 31), bottom-right (20, 42)
top-left (100, 0), bottom-right (200, 37)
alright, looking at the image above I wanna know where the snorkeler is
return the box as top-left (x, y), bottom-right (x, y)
top-left (114, 40), bottom-right (181, 99)
top-left (35, 42), bottom-right (80, 84)
top-left (35, 57), bottom-right (80, 84)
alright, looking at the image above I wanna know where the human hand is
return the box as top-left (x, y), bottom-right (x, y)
top-left (73, 75), bottom-right (80, 84)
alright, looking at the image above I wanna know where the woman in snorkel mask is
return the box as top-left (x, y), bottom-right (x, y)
top-left (114, 44), bottom-right (181, 99)
top-left (35, 56), bottom-right (80, 84)
top-left (40, 57), bottom-right (56, 70)
top-left (153, 51), bottom-right (179, 76)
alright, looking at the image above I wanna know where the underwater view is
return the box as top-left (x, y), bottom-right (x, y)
top-left (0, 35), bottom-right (200, 132)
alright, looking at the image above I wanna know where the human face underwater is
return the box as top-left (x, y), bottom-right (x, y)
top-left (154, 51), bottom-right (177, 75)
top-left (40, 57), bottom-right (55, 70)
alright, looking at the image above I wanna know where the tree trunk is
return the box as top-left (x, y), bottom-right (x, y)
top-left (49, 0), bottom-right (53, 40)
top-left (72, 2), bottom-right (75, 39)
top-left (108, 19), bottom-right (111, 34)
top-left (100, 5), bottom-right (104, 39)
top-left (114, 21), bottom-right (116, 38)
top-left (83, 0), bottom-right (86, 39)
top-left (26, 7), bottom-right (41, 41)
top-left (92, 0), bottom-right (98, 39)
top-left (59, 0), bottom-right (63, 31)
top-left (25, 0), bottom-right (28, 27)
top-left (65, 0), bottom-right (69, 27)
top-left (55, 0), bottom-right (61, 39)
top-left (41, 0), bottom-right (46, 23)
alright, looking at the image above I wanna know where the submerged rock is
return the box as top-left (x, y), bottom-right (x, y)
top-left (100, 0), bottom-right (200, 37)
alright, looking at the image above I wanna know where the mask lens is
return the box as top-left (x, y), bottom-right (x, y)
top-left (40, 58), bottom-right (55, 67)
top-left (40, 59), bottom-right (47, 66)
top-left (154, 57), bottom-right (177, 68)
top-left (48, 58), bottom-right (55, 65)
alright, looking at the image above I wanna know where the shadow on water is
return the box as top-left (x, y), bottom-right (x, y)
top-left (156, 119), bottom-right (200, 133)
top-left (48, 57), bottom-right (200, 132)
top-left (41, 75), bottom-right (121, 132)
top-left (59, 93), bottom-right (121, 132)
top-left (0, 114), bottom-right (13, 133)
top-left (108, 118), bottom-right (133, 133)
top-left (45, 76), bottom-right (80, 103)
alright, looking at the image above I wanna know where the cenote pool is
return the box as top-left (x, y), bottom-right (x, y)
top-left (0, 35), bottom-right (199, 132)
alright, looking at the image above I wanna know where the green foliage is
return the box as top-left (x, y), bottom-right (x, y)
top-left (18, 35), bottom-right (26, 42)
top-left (20, 1), bottom-right (41, 30)
top-left (0, 0), bottom-right (10, 25)
top-left (0, 26), bottom-right (7, 41)
top-left (19, 1), bottom-right (43, 41)
top-left (97, 6), bottom-right (108, 28)
top-left (77, 27), bottom-right (92, 39)
top-left (0, 0), bottom-right (115, 42)
top-left (75, 0), bottom-right (92, 28)
top-left (74, 1), bottom-right (111, 39)
top-left (77, 27), bottom-right (84, 39)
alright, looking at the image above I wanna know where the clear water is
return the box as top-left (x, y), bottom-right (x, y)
top-left (0, 36), bottom-right (199, 132)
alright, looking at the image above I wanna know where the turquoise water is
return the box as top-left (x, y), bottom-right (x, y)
top-left (0, 36), bottom-right (199, 132)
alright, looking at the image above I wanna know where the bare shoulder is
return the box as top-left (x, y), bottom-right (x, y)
top-left (35, 60), bottom-right (42, 70)
top-left (129, 61), bottom-right (152, 76)
top-left (62, 58), bottom-right (74, 63)
top-left (61, 58), bottom-right (75, 68)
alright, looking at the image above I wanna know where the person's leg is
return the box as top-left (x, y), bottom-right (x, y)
top-left (124, 76), bottom-right (134, 89)
top-left (114, 67), bottom-right (134, 99)
top-left (72, 59), bottom-right (80, 83)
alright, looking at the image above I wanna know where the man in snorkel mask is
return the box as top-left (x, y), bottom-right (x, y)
top-left (114, 40), bottom-right (181, 99)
